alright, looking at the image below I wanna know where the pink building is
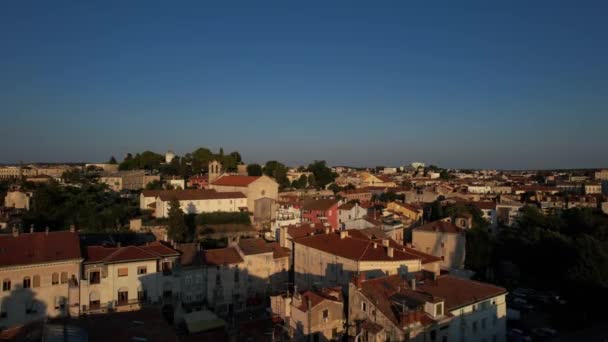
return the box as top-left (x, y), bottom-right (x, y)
top-left (301, 199), bottom-right (340, 230)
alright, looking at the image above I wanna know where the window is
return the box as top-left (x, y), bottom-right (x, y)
top-left (117, 268), bottom-right (129, 277)
top-left (23, 276), bottom-right (31, 289)
top-left (361, 301), bottom-right (366, 312)
top-left (118, 290), bottom-right (129, 305)
top-left (493, 315), bottom-right (497, 326)
top-left (137, 266), bottom-right (147, 275)
top-left (482, 318), bottom-right (487, 330)
top-left (234, 268), bottom-right (239, 282)
top-left (52, 272), bottom-right (59, 285)
top-left (472, 321), bottom-right (478, 333)
top-left (430, 330), bottom-right (437, 341)
top-left (2, 279), bottom-right (10, 292)
top-left (436, 303), bottom-right (443, 316)
top-left (61, 272), bottom-right (68, 284)
top-left (33, 275), bottom-right (40, 288)
top-left (89, 271), bottom-right (101, 284)
top-left (322, 309), bottom-right (329, 320)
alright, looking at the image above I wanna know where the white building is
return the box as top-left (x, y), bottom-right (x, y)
top-left (151, 189), bottom-right (247, 218)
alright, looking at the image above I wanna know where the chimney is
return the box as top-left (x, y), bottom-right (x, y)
top-left (373, 242), bottom-right (378, 249)
top-left (69, 224), bottom-right (76, 233)
top-left (340, 230), bottom-right (348, 239)
top-left (29, 224), bottom-right (34, 233)
top-left (410, 278), bottom-right (416, 291)
top-left (12, 226), bottom-right (19, 237)
top-left (382, 239), bottom-right (389, 247)
top-left (352, 272), bottom-right (366, 288)
top-left (45, 226), bottom-right (49, 235)
top-left (387, 247), bottom-right (394, 258)
top-left (324, 227), bottom-right (330, 234)
top-left (117, 242), bottom-right (122, 248)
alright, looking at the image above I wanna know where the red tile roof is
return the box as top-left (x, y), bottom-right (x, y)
top-left (472, 201), bottom-right (496, 210)
top-left (202, 247), bottom-right (243, 265)
top-left (295, 287), bottom-right (343, 312)
top-left (0, 231), bottom-right (81, 267)
top-left (301, 198), bottom-right (339, 211)
top-left (286, 223), bottom-right (326, 240)
top-left (414, 220), bottom-right (464, 234)
top-left (238, 238), bottom-right (290, 259)
top-left (211, 175), bottom-right (260, 187)
top-left (85, 242), bottom-right (179, 264)
top-left (357, 274), bottom-right (506, 330)
top-left (294, 231), bottom-right (430, 262)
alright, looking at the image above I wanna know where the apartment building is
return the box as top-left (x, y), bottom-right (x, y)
top-left (411, 220), bottom-right (466, 270)
top-left (293, 229), bottom-right (441, 290)
top-left (79, 242), bottom-right (180, 314)
top-left (0, 230), bottom-right (82, 328)
top-left (348, 273), bottom-right (507, 342)
top-left (99, 170), bottom-right (160, 192)
top-left (301, 198), bottom-right (340, 230)
top-left (338, 202), bottom-right (367, 226)
top-left (270, 287), bottom-right (345, 341)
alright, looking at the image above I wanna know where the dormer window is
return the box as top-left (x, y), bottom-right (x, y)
top-left (436, 302), bottom-right (443, 316)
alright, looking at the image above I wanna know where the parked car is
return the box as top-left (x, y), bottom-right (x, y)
top-left (508, 328), bottom-right (533, 341)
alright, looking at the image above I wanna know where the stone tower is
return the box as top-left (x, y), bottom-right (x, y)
top-left (208, 160), bottom-right (222, 183)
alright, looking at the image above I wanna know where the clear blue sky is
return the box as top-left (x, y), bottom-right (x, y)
top-left (1, 1), bottom-right (607, 169)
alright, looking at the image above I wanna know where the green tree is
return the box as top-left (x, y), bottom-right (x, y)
top-left (306, 160), bottom-right (336, 189)
top-left (292, 175), bottom-right (308, 189)
top-left (145, 180), bottom-right (163, 190)
top-left (247, 164), bottom-right (263, 176)
top-left (263, 161), bottom-right (290, 189)
top-left (167, 198), bottom-right (190, 242)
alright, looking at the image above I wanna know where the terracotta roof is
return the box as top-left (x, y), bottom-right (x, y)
top-left (286, 223), bottom-right (326, 239)
top-left (357, 274), bottom-right (506, 330)
top-left (295, 231), bottom-right (422, 262)
top-left (238, 238), bottom-right (289, 259)
top-left (157, 189), bottom-right (245, 201)
top-left (211, 175), bottom-right (260, 187)
top-left (202, 247), bottom-right (243, 265)
top-left (301, 198), bottom-right (339, 211)
top-left (295, 288), bottom-right (343, 312)
top-left (141, 190), bottom-right (164, 198)
top-left (472, 201), bottom-right (496, 210)
top-left (414, 220), bottom-right (464, 234)
top-left (338, 202), bottom-right (356, 210)
top-left (0, 231), bottom-right (82, 267)
top-left (85, 242), bottom-right (179, 264)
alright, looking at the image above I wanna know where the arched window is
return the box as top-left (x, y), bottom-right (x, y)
top-left (33, 275), bottom-right (40, 288)
top-left (23, 276), bottom-right (31, 289)
top-left (52, 273), bottom-right (59, 285)
top-left (2, 279), bottom-right (10, 292)
top-left (60, 272), bottom-right (68, 284)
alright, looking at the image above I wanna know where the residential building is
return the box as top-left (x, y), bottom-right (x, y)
top-left (338, 202), bottom-right (367, 226)
top-left (293, 230), bottom-right (441, 290)
top-left (585, 182), bottom-right (602, 195)
top-left (85, 164), bottom-right (119, 172)
top-left (411, 220), bottom-right (466, 270)
top-left (301, 199), bottom-right (340, 230)
top-left (386, 202), bottom-right (423, 222)
top-left (338, 189), bottom-right (373, 203)
top-left (270, 287), bottom-right (345, 341)
top-left (99, 171), bottom-right (160, 192)
top-left (0, 229), bottom-right (82, 328)
top-left (471, 201), bottom-right (497, 228)
top-left (152, 189), bottom-right (247, 218)
top-left (348, 272), bottom-right (507, 342)
top-left (79, 242), bottom-right (180, 314)
top-left (595, 169), bottom-right (608, 181)
top-left (496, 201), bottom-right (525, 227)
top-left (4, 190), bottom-right (31, 210)
top-left (361, 173), bottom-right (397, 188)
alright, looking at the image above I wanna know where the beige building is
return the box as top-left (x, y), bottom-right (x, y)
top-left (99, 171), bottom-right (160, 191)
top-left (595, 169), bottom-right (608, 181)
top-left (348, 273), bottom-right (507, 342)
top-left (79, 242), bottom-right (180, 314)
top-left (85, 163), bottom-right (119, 172)
top-left (585, 182), bottom-right (602, 194)
top-left (293, 229), bottom-right (441, 291)
top-left (271, 287), bottom-right (345, 341)
top-left (200, 238), bottom-right (290, 315)
top-left (412, 219), bottom-right (466, 270)
top-left (4, 190), bottom-right (32, 210)
top-left (149, 189), bottom-right (247, 218)
top-left (209, 175), bottom-right (279, 214)
top-left (0, 230), bottom-right (82, 328)
top-left (386, 202), bottom-right (423, 222)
